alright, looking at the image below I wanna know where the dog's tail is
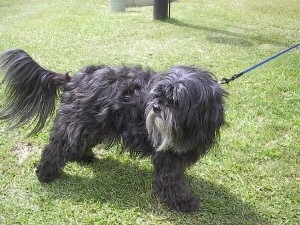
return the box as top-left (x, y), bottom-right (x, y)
top-left (0, 49), bottom-right (70, 135)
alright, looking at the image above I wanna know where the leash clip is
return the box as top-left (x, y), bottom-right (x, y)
top-left (218, 78), bottom-right (231, 85)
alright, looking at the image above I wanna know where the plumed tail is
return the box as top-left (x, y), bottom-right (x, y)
top-left (0, 49), bottom-right (70, 135)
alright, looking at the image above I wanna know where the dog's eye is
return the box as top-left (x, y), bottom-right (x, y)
top-left (123, 96), bottom-right (130, 102)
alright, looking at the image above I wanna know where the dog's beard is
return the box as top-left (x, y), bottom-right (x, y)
top-left (146, 106), bottom-right (174, 152)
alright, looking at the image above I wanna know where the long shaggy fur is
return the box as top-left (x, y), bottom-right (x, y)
top-left (0, 49), bottom-right (69, 134)
top-left (0, 49), bottom-right (227, 212)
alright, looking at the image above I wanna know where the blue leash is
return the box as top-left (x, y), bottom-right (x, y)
top-left (220, 42), bottom-right (300, 84)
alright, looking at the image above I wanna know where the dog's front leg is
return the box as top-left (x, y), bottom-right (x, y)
top-left (152, 151), bottom-right (200, 212)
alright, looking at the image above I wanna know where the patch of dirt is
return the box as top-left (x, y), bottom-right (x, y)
top-left (10, 142), bottom-right (36, 163)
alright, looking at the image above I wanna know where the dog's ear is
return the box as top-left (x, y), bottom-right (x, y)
top-left (202, 85), bottom-right (226, 131)
top-left (181, 82), bottom-right (226, 153)
top-left (169, 67), bottom-right (227, 153)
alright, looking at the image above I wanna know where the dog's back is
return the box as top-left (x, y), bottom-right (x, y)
top-left (57, 65), bottom-right (155, 155)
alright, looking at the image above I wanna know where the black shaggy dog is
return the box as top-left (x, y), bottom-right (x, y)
top-left (0, 49), bottom-right (227, 212)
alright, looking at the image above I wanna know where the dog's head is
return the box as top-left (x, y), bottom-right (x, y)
top-left (146, 66), bottom-right (227, 155)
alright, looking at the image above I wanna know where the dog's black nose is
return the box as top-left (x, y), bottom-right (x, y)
top-left (153, 104), bottom-right (162, 113)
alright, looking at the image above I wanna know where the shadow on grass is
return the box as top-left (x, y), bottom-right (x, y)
top-left (43, 156), bottom-right (270, 224)
top-left (165, 18), bottom-right (285, 47)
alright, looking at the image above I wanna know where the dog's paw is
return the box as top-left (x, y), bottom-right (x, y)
top-left (171, 196), bottom-right (200, 212)
top-left (35, 163), bottom-right (61, 183)
top-left (78, 152), bottom-right (95, 164)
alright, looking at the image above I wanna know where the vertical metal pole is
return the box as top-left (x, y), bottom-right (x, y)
top-left (153, 0), bottom-right (169, 20)
top-left (169, 0), bottom-right (171, 18)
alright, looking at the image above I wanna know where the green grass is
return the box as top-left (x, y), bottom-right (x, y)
top-left (0, 0), bottom-right (299, 224)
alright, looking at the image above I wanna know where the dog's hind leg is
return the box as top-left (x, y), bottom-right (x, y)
top-left (36, 136), bottom-right (97, 182)
top-left (35, 113), bottom-right (99, 182)
top-left (36, 140), bottom-right (67, 183)
top-left (76, 147), bottom-right (95, 163)
top-left (152, 150), bottom-right (201, 212)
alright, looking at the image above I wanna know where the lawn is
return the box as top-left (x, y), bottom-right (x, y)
top-left (0, 0), bottom-right (299, 224)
